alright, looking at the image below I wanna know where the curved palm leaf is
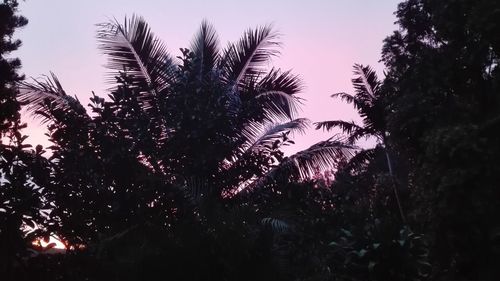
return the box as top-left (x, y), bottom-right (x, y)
top-left (261, 217), bottom-right (289, 233)
top-left (190, 20), bottom-right (220, 79)
top-left (221, 25), bottom-right (280, 86)
top-left (97, 15), bottom-right (175, 93)
top-left (342, 148), bottom-right (378, 174)
top-left (330, 92), bottom-right (355, 103)
top-left (243, 136), bottom-right (354, 193)
top-left (314, 120), bottom-right (372, 144)
top-left (241, 118), bottom-right (308, 153)
top-left (221, 118), bottom-right (308, 181)
top-left (314, 120), bottom-right (362, 134)
top-left (255, 69), bottom-right (303, 120)
top-left (350, 64), bottom-right (380, 126)
top-left (256, 91), bottom-right (302, 121)
top-left (346, 127), bottom-right (379, 143)
top-left (331, 91), bottom-right (370, 114)
top-left (283, 136), bottom-right (355, 179)
top-left (18, 73), bottom-right (88, 123)
top-left (352, 63), bottom-right (379, 100)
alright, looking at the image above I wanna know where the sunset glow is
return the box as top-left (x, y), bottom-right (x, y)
top-left (16, 0), bottom-right (399, 153)
top-left (4, 0), bottom-right (495, 280)
top-left (32, 235), bottom-right (67, 251)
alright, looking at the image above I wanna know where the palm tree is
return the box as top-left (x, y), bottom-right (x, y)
top-left (17, 16), bottom-right (353, 244)
top-left (315, 64), bottom-right (405, 222)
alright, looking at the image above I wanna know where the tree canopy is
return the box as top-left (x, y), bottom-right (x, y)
top-left (381, 0), bottom-right (500, 279)
top-left (1, 1), bottom-right (51, 279)
top-left (2, 1), bottom-right (500, 281)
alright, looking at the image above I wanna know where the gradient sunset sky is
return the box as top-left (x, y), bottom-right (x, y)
top-left (16, 0), bottom-right (400, 153)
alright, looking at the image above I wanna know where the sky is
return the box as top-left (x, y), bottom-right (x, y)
top-left (15, 0), bottom-right (400, 154)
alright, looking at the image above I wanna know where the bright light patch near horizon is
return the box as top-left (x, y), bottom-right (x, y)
top-left (33, 235), bottom-right (67, 250)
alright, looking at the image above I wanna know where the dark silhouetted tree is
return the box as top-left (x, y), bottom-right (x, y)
top-left (0, 1), bottom-right (51, 280)
top-left (0, 0), bottom-right (26, 131)
top-left (382, 0), bottom-right (500, 280)
top-left (315, 64), bottom-right (406, 222)
top-left (18, 16), bottom-right (353, 281)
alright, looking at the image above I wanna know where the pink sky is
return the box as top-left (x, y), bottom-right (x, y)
top-left (15, 0), bottom-right (399, 154)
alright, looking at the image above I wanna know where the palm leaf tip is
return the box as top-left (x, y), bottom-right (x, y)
top-left (343, 147), bottom-right (378, 174)
top-left (241, 118), bottom-right (309, 153)
top-left (190, 20), bottom-right (220, 76)
top-left (222, 24), bottom-right (281, 84)
top-left (284, 136), bottom-right (355, 179)
top-left (257, 69), bottom-right (304, 120)
top-left (314, 120), bottom-right (362, 133)
top-left (97, 15), bottom-right (175, 91)
top-left (261, 217), bottom-right (289, 233)
top-left (352, 63), bottom-right (380, 99)
top-left (17, 73), bottom-right (86, 123)
top-left (331, 92), bottom-right (354, 103)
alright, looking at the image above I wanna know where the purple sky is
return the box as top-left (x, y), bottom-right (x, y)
top-left (16, 0), bottom-right (399, 154)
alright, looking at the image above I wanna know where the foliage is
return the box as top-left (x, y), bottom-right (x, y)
top-left (381, 0), bottom-right (500, 280)
top-left (4, 0), bottom-right (500, 280)
top-left (14, 16), bottom-right (353, 281)
top-left (0, 1), bottom-right (52, 279)
top-left (0, 0), bottom-right (27, 131)
top-left (315, 63), bottom-right (407, 224)
top-left (315, 64), bottom-right (386, 144)
top-left (328, 226), bottom-right (430, 281)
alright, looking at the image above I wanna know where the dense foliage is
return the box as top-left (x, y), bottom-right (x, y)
top-left (1, 0), bottom-right (499, 280)
top-left (14, 16), bottom-right (352, 281)
top-left (0, 0), bottom-right (51, 279)
top-left (381, 1), bottom-right (500, 279)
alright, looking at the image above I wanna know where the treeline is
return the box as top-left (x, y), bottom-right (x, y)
top-left (1, 0), bottom-right (499, 280)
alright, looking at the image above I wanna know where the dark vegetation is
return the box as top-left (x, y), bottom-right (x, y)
top-left (1, 0), bottom-right (499, 280)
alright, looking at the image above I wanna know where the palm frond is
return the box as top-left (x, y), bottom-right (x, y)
top-left (352, 64), bottom-right (380, 101)
top-left (181, 176), bottom-right (208, 206)
top-left (97, 15), bottom-right (175, 92)
top-left (225, 89), bottom-right (242, 118)
top-left (282, 136), bottom-right (355, 179)
top-left (331, 92), bottom-right (355, 103)
top-left (255, 91), bottom-right (302, 121)
top-left (190, 20), bottom-right (220, 79)
top-left (327, 64), bottom-right (385, 142)
top-left (241, 118), bottom-right (308, 153)
top-left (223, 119), bottom-right (307, 193)
top-left (261, 217), bottom-right (289, 233)
top-left (342, 148), bottom-right (378, 174)
top-left (255, 69), bottom-right (303, 120)
top-left (221, 25), bottom-right (280, 86)
top-left (244, 136), bottom-right (355, 191)
top-left (314, 120), bottom-right (362, 134)
top-left (331, 91), bottom-right (371, 113)
top-left (346, 127), bottom-right (378, 143)
top-left (17, 73), bottom-right (88, 123)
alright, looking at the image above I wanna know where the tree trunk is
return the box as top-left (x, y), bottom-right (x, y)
top-left (383, 139), bottom-right (406, 224)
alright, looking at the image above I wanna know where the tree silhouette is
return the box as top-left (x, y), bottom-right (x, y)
top-left (0, 1), bottom-right (51, 279)
top-left (381, 0), bottom-right (500, 279)
top-left (17, 16), bottom-right (353, 280)
top-left (315, 64), bottom-right (406, 222)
